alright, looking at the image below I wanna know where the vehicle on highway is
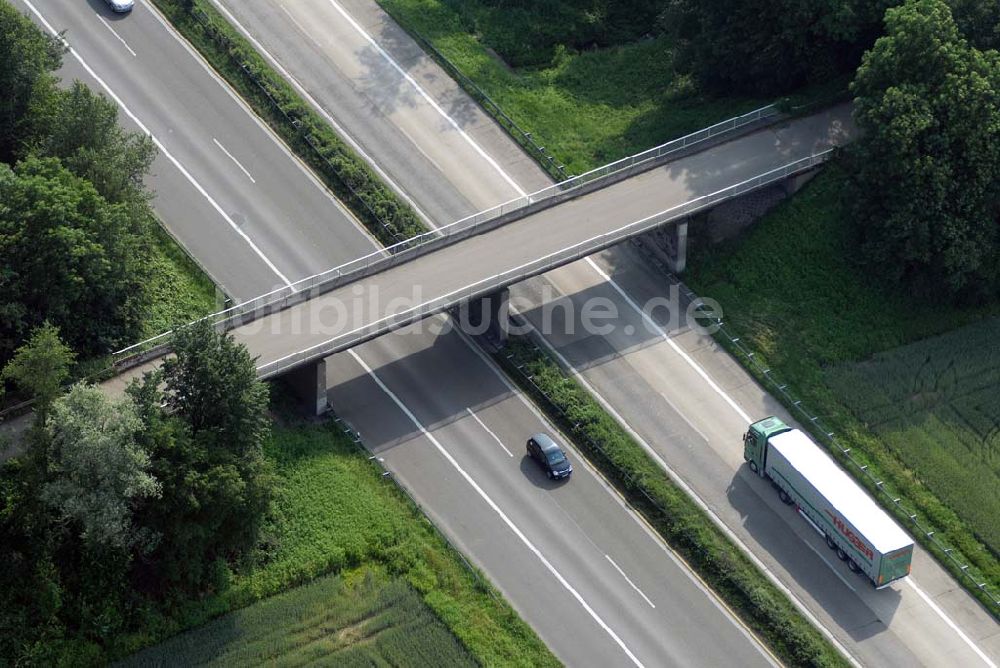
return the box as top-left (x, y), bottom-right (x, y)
top-left (104, 0), bottom-right (134, 13)
top-left (526, 433), bottom-right (573, 480)
top-left (744, 416), bottom-right (914, 588)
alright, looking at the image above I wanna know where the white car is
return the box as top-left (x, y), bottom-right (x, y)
top-left (105, 0), bottom-right (134, 13)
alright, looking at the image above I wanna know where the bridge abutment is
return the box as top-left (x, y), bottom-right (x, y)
top-left (284, 358), bottom-right (329, 416)
top-left (642, 220), bottom-right (688, 274)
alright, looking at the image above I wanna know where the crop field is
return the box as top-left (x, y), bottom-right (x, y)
top-left (825, 318), bottom-right (1000, 553)
top-left (687, 165), bottom-right (1000, 602)
top-left (121, 569), bottom-right (475, 667)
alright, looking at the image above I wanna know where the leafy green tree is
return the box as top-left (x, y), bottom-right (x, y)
top-left (43, 384), bottom-right (160, 551)
top-left (34, 81), bottom-right (157, 206)
top-left (2, 322), bottom-right (75, 424)
top-left (848, 0), bottom-right (1000, 297)
top-left (130, 322), bottom-right (272, 595)
top-left (0, 157), bottom-right (153, 361)
top-left (661, 0), bottom-right (896, 95)
top-left (0, 2), bottom-right (63, 163)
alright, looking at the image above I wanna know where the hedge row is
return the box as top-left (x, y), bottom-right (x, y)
top-left (494, 334), bottom-right (850, 668)
top-left (152, 0), bottom-right (427, 246)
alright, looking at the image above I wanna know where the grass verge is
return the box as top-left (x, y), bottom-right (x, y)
top-left (493, 334), bottom-right (849, 667)
top-left (142, 223), bottom-right (219, 338)
top-left (113, 418), bottom-right (555, 666)
top-left (150, 0), bottom-right (426, 245)
top-left (120, 568), bottom-right (476, 667)
top-left (686, 165), bottom-right (1000, 615)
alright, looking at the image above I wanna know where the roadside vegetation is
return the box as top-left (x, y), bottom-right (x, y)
top-left (687, 167), bottom-right (1000, 612)
top-left (0, 322), bottom-right (552, 665)
top-left (0, 4), bottom-right (215, 391)
top-left (151, 0), bottom-right (426, 244)
top-left (494, 335), bottom-right (849, 668)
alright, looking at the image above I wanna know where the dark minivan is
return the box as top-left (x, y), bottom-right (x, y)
top-left (526, 433), bottom-right (573, 480)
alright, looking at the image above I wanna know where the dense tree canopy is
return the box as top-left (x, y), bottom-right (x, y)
top-left (0, 3), bottom-right (62, 163)
top-left (0, 157), bottom-right (153, 361)
top-left (848, 0), bottom-right (1000, 297)
top-left (1, 322), bottom-right (76, 423)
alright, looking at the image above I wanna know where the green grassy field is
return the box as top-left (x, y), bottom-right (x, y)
top-left (376, 0), bottom-right (771, 175)
top-left (116, 419), bottom-right (555, 665)
top-left (687, 165), bottom-right (1000, 604)
top-left (121, 569), bottom-right (475, 667)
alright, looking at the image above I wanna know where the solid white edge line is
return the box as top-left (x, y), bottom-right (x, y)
top-left (605, 555), bottom-right (656, 609)
top-left (465, 407), bottom-right (514, 457)
top-left (511, 305), bottom-right (863, 668)
top-left (208, 0), bottom-right (437, 231)
top-left (323, 0), bottom-right (527, 198)
top-left (212, 137), bottom-right (256, 183)
top-left (583, 256), bottom-right (752, 423)
top-left (905, 579), bottom-right (997, 668)
top-left (346, 349), bottom-right (645, 668)
top-left (22, 0), bottom-right (293, 288)
top-left (581, 256), bottom-right (997, 665)
top-left (804, 543), bottom-right (856, 593)
top-left (96, 15), bottom-right (136, 57)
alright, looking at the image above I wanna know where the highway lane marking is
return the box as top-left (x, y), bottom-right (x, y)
top-left (22, 0), bottom-right (294, 289)
top-left (208, 0), bottom-right (436, 233)
top-left (510, 307), bottom-right (861, 667)
top-left (805, 543), bottom-right (856, 593)
top-left (278, 4), bottom-right (320, 49)
top-left (581, 257), bottom-right (999, 665)
top-left (347, 349), bottom-right (646, 668)
top-left (605, 555), bottom-right (656, 609)
top-left (322, 0), bottom-right (528, 199)
top-left (657, 391), bottom-right (710, 444)
top-left (584, 257), bottom-right (753, 424)
top-left (212, 138), bottom-right (256, 183)
top-left (96, 15), bottom-right (136, 57)
top-left (464, 407), bottom-right (514, 457)
top-left (905, 579), bottom-right (997, 668)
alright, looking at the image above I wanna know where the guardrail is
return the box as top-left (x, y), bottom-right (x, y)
top-left (249, 149), bottom-right (832, 379)
top-left (628, 248), bottom-right (1000, 616)
top-left (112, 103), bottom-right (786, 367)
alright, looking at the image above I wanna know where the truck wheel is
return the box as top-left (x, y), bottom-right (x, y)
top-left (825, 534), bottom-right (836, 550)
top-left (836, 547), bottom-right (848, 561)
top-left (777, 489), bottom-right (793, 505)
top-left (847, 559), bottom-right (861, 573)
top-left (748, 461), bottom-right (759, 474)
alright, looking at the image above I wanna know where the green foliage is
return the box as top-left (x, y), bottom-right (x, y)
top-left (152, 0), bottom-right (426, 244)
top-left (141, 225), bottom-right (219, 339)
top-left (0, 157), bottom-right (153, 362)
top-left (32, 81), bottom-right (157, 207)
top-left (495, 337), bottom-right (848, 667)
top-left (825, 319), bottom-right (1000, 553)
top-left (378, 0), bottom-right (770, 174)
top-left (0, 2), bottom-right (63, 163)
top-left (848, 0), bottom-right (1000, 299)
top-left (662, 0), bottom-right (893, 95)
top-left (1, 322), bottom-right (76, 423)
top-left (119, 568), bottom-right (477, 667)
top-left (687, 166), bottom-right (1000, 612)
top-left (43, 385), bottom-right (160, 551)
top-left (123, 569), bottom-right (476, 667)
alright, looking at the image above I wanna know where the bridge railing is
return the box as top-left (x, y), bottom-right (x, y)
top-left (252, 149), bottom-right (833, 379)
top-left (112, 104), bottom-right (787, 369)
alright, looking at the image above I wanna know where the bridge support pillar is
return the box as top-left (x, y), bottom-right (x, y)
top-left (644, 220), bottom-right (688, 274)
top-left (460, 288), bottom-right (510, 346)
top-left (284, 359), bottom-right (329, 416)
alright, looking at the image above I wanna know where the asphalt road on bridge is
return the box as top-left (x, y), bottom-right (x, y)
top-left (211, 1), bottom-right (1000, 666)
top-left (15, 0), bottom-right (779, 664)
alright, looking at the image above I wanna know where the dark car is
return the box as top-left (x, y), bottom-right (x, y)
top-left (526, 433), bottom-right (573, 480)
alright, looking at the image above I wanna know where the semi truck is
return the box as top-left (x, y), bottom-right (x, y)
top-left (744, 416), bottom-right (914, 588)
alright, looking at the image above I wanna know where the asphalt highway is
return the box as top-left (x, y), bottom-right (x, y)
top-left (15, 0), bottom-right (779, 664)
top-left (210, 1), bottom-right (1000, 666)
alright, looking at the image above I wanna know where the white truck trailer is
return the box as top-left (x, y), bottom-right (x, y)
top-left (744, 416), bottom-right (914, 588)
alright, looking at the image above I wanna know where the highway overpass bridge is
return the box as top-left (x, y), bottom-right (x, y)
top-left (115, 104), bottom-right (853, 412)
